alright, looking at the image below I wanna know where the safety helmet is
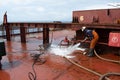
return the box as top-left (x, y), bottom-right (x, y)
top-left (81, 26), bottom-right (86, 31)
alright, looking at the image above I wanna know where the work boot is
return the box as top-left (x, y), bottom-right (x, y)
top-left (87, 48), bottom-right (94, 57)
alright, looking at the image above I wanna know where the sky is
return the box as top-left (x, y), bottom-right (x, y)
top-left (0, 0), bottom-right (120, 23)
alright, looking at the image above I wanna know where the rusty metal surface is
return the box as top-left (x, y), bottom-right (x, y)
top-left (73, 8), bottom-right (120, 24)
top-left (0, 30), bottom-right (120, 80)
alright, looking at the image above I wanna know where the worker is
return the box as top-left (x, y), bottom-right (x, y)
top-left (81, 26), bottom-right (99, 57)
top-left (64, 36), bottom-right (70, 45)
top-left (59, 36), bottom-right (70, 46)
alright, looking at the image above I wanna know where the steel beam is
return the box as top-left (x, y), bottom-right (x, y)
top-left (43, 24), bottom-right (49, 45)
top-left (20, 24), bottom-right (26, 43)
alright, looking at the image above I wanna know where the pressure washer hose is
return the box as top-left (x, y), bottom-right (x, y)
top-left (94, 49), bottom-right (120, 80)
top-left (94, 50), bottom-right (120, 64)
top-left (64, 56), bottom-right (111, 80)
top-left (99, 72), bottom-right (120, 80)
top-left (63, 49), bottom-right (120, 80)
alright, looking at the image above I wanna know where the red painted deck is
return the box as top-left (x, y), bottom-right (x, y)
top-left (0, 30), bottom-right (120, 80)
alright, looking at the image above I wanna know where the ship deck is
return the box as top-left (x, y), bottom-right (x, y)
top-left (0, 30), bottom-right (120, 80)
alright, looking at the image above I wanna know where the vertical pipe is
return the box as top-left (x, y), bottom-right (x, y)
top-left (5, 25), bottom-right (11, 41)
top-left (20, 24), bottom-right (26, 43)
top-left (3, 12), bottom-right (11, 41)
top-left (43, 24), bottom-right (49, 45)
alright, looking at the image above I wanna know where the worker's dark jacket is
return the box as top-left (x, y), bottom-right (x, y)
top-left (84, 29), bottom-right (93, 40)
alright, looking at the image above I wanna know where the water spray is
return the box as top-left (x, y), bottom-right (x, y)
top-left (49, 43), bottom-right (85, 58)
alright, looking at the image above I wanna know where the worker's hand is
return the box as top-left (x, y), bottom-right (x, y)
top-left (81, 37), bottom-right (88, 42)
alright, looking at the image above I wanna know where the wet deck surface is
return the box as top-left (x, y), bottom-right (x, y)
top-left (0, 30), bottom-right (120, 80)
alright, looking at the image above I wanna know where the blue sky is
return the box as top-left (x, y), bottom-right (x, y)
top-left (0, 0), bottom-right (120, 23)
